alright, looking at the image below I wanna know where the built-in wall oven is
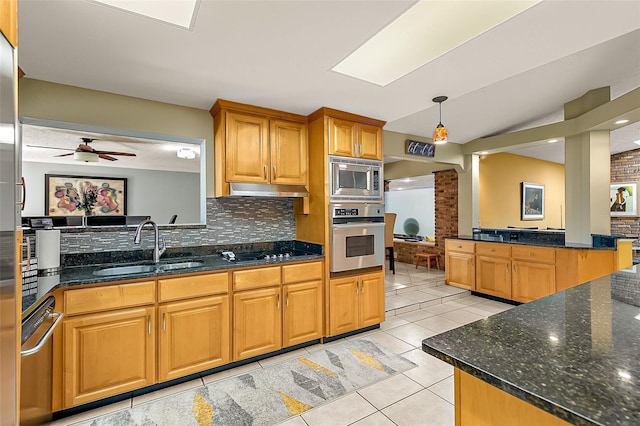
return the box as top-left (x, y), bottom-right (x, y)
top-left (329, 156), bottom-right (382, 203)
top-left (330, 203), bottom-right (385, 273)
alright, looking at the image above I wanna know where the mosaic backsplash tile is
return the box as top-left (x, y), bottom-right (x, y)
top-left (55, 197), bottom-right (296, 255)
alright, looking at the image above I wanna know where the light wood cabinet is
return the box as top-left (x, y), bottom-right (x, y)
top-left (328, 270), bottom-right (384, 336)
top-left (283, 280), bottom-right (322, 347)
top-left (157, 272), bottom-right (230, 382)
top-left (328, 117), bottom-right (382, 160)
top-left (211, 99), bottom-right (308, 196)
top-left (233, 287), bottom-right (282, 360)
top-left (475, 242), bottom-right (511, 299)
top-left (0, 0), bottom-right (17, 47)
top-left (63, 306), bottom-right (155, 407)
top-left (511, 246), bottom-right (556, 303)
top-left (445, 240), bottom-right (475, 290)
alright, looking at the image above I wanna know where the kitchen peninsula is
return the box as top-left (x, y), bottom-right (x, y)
top-left (423, 270), bottom-right (640, 425)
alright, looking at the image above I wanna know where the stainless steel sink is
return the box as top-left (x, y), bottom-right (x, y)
top-left (93, 260), bottom-right (205, 276)
top-left (158, 261), bottom-right (203, 271)
top-left (93, 264), bottom-right (158, 276)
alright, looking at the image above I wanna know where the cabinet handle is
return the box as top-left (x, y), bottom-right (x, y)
top-left (263, 165), bottom-right (267, 179)
top-left (513, 264), bottom-right (517, 272)
top-left (359, 143), bottom-right (363, 157)
top-left (273, 165), bottom-right (276, 178)
top-left (356, 281), bottom-right (359, 294)
top-left (506, 264), bottom-right (509, 272)
top-left (361, 281), bottom-right (364, 293)
top-left (16, 177), bottom-right (25, 210)
top-left (286, 292), bottom-right (289, 307)
top-left (162, 313), bottom-right (166, 332)
top-left (276, 294), bottom-right (280, 309)
top-left (147, 315), bottom-right (151, 335)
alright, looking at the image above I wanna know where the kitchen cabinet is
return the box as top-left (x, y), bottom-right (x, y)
top-left (157, 273), bottom-right (230, 382)
top-left (328, 270), bottom-right (384, 336)
top-left (63, 305), bottom-right (155, 408)
top-left (445, 240), bottom-right (475, 291)
top-left (475, 242), bottom-right (511, 299)
top-left (0, 0), bottom-right (17, 47)
top-left (233, 287), bottom-right (282, 360)
top-left (328, 117), bottom-right (382, 160)
top-left (282, 262), bottom-right (323, 347)
top-left (211, 99), bottom-right (308, 196)
top-left (511, 246), bottom-right (555, 303)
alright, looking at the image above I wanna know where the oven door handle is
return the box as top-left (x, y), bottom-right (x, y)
top-left (332, 222), bottom-right (385, 229)
top-left (21, 312), bottom-right (63, 357)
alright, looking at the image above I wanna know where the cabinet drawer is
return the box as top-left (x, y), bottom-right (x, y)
top-left (233, 266), bottom-right (281, 291)
top-left (476, 242), bottom-right (511, 258)
top-left (511, 245), bottom-right (555, 263)
top-left (282, 261), bottom-right (322, 284)
top-left (64, 281), bottom-right (155, 316)
top-left (158, 272), bottom-right (229, 302)
top-left (445, 239), bottom-right (475, 254)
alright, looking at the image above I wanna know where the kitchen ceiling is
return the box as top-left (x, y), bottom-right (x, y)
top-left (17, 0), bottom-right (640, 165)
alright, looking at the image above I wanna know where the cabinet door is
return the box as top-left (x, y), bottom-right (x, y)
top-left (158, 295), bottom-right (230, 382)
top-left (329, 276), bottom-right (359, 336)
top-left (233, 287), bottom-right (282, 360)
top-left (0, 0), bottom-right (17, 47)
top-left (476, 256), bottom-right (512, 299)
top-left (328, 117), bottom-right (357, 157)
top-left (283, 280), bottom-right (323, 347)
top-left (512, 261), bottom-right (555, 303)
top-left (358, 271), bottom-right (385, 327)
top-left (63, 306), bottom-right (155, 408)
top-left (270, 119), bottom-right (307, 185)
top-left (445, 252), bottom-right (475, 290)
top-left (358, 124), bottom-right (382, 160)
top-left (226, 111), bottom-right (270, 183)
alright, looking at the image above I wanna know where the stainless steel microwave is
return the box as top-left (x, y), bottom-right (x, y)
top-left (329, 156), bottom-right (383, 203)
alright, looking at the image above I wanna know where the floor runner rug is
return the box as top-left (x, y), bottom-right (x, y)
top-left (75, 338), bottom-right (417, 426)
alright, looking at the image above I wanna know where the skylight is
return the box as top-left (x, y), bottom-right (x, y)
top-left (91, 0), bottom-right (200, 30)
top-left (332, 0), bottom-right (541, 86)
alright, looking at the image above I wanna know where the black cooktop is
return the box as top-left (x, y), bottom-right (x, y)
top-left (221, 249), bottom-right (312, 262)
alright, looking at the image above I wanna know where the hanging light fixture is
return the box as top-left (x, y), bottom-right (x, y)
top-left (432, 95), bottom-right (448, 144)
top-left (74, 151), bottom-right (99, 162)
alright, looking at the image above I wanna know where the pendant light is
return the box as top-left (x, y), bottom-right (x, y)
top-left (432, 96), bottom-right (448, 144)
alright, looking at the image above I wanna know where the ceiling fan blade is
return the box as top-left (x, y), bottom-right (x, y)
top-left (54, 152), bottom-right (74, 157)
top-left (27, 145), bottom-right (72, 151)
top-left (77, 144), bottom-right (95, 152)
top-left (94, 150), bottom-right (137, 157)
top-left (99, 154), bottom-right (118, 161)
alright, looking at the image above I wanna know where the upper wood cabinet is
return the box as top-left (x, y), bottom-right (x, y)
top-left (211, 99), bottom-right (308, 196)
top-left (328, 117), bottom-right (383, 160)
top-left (0, 0), bottom-right (17, 47)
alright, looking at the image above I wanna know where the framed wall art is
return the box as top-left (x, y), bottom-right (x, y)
top-left (521, 182), bottom-right (544, 220)
top-left (45, 174), bottom-right (127, 216)
top-left (610, 182), bottom-right (637, 217)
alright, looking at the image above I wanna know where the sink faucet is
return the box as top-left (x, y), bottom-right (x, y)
top-left (133, 219), bottom-right (166, 263)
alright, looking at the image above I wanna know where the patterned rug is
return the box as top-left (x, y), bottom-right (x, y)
top-left (76, 338), bottom-right (416, 426)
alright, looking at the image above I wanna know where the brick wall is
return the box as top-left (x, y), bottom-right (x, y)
top-left (611, 149), bottom-right (640, 245)
top-left (434, 169), bottom-right (458, 261)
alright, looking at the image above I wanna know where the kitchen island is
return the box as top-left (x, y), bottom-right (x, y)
top-left (423, 270), bottom-right (640, 425)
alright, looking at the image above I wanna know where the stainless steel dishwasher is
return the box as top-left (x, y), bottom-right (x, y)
top-left (20, 296), bottom-right (62, 425)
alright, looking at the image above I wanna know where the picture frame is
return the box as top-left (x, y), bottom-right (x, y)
top-left (610, 182), bottom-right (638, 217)
top-left (45, 174), bottom-right (127, 216)
top-left (521, 182), bottom-right (544, 220)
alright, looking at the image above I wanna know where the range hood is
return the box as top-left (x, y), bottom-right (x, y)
top-left (229, 183), bottom-right (309, 198)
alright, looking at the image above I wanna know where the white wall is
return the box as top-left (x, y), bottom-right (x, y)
top-left (22, 161), bottom-right (200, 224)
top-left (385, 188), bottom-right (435, 237)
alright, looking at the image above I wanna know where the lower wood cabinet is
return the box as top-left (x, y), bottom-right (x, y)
top-left (329, 270), bottom-right (384, 336)
top-left (283, 280), bottom-right (323, 347)
top-left (511, 261), bottom-right (555, 303)
top-left (476, 256), bottom-right (512, 299)
top-left (63, 306), bottom-right (155, 408)
top-left (445, 240), bottom-right (475, 290)
top-left (158, 295), bottom-right (230, 382)
top-left (233, 287), bottom-right (282, 360)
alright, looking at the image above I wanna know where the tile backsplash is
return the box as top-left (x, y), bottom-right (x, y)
top-left (58, 197), bottom-right (295, 254)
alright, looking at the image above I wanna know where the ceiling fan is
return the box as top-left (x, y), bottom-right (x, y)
top-left (29, 137), bottom-right (137, 162)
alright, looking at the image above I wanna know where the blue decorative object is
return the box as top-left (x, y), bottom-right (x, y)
top-left (403, 218), bottom-right (420, 236)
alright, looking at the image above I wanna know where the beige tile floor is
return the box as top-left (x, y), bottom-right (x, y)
top-left (50, 262), bottom-right (514, 426)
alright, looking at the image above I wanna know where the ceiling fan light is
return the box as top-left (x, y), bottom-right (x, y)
top-left (74, 151), bottom-right (99, 162)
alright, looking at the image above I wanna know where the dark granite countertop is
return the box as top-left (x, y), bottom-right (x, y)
top-left (450, 235), bottom-right (617, 250)
top-left (22, 241), bottom-right (323, 315)
top-left (422, 271), bottom-right (640, 425)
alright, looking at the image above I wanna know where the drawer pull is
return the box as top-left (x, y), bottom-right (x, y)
top-left (457, 245), bottom-right (462, 249)
top-left (530, 252), bottom-right (535, 257)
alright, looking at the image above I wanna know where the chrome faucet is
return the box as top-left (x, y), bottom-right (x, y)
top-left (133, 219), bottom-right (166, 263)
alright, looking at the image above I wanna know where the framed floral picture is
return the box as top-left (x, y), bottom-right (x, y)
top-left (610, 182), bottom-right (638, 217)
top-left (45, 174), bottom-right (127, 216)
top-left (521, 182), bottom-right (544, 220)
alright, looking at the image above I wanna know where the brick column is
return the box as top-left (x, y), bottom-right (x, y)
top-left (434, 169), bottom-right (458, 262)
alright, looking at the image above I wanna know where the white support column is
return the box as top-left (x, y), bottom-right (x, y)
top-left (457, 154), bottom-right (480, 235)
